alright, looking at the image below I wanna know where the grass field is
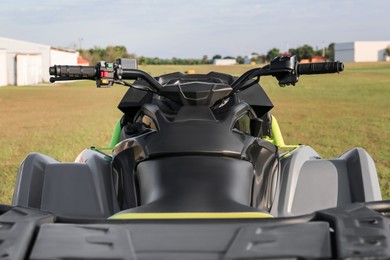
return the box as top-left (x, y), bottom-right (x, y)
top-left (0, 62), bottom-right (389, 204)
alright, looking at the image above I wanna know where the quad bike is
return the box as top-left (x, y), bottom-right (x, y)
top-left (1, 56), bottom-right (389, 259)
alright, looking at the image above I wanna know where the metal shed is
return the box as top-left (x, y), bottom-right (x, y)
top-left (335, 41), bottom-right (390, 62)
top-left (0, 37), bottom-right (77, 86)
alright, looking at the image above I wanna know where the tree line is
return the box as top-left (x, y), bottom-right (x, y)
top-left (79, 46), bottom-right (136, 65)
top-left (266, 43), bottom-right (335, 62)
top-left (79, 43), bottom-right (335, 65)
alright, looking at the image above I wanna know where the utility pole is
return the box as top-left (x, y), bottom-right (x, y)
top-left (78, 38), bottom-right (84, 50)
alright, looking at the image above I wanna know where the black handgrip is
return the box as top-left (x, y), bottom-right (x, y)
top-left (49, 65), bottom-right (97, 78)
top-left (298, 61), bottom-right (344, 75)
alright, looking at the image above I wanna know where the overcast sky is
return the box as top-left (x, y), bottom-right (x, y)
top-left (1, 0), bottom-right (389, 58)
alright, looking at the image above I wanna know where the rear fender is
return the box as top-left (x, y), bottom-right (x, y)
top-left (271, 146), bottom-right (382, 217)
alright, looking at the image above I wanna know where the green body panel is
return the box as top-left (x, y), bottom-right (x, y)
top-left (269, 115), bottom-right (299, 149)
top-left (108, 120), bottom-right (122, 149)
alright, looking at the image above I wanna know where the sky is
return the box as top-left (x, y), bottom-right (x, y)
top-left (1, 0), bottom-right (389, 58)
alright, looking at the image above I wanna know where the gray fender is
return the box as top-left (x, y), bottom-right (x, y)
top-left (271, 146), bottom-right (382, 217)
top-left (12, 150), bottom-right (119, 218)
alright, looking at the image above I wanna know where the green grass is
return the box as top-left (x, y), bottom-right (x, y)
top-left (0, 62), bottom-right (389, 203)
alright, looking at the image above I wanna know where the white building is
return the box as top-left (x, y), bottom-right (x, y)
top-left (0, 37), bottom-right (78, 86)
top-left (335, 41), bottom-right (390, 62)
top-left (213, 59), bottom-right (237, 66)
top-left (50, 47), bottom-right (78, 67)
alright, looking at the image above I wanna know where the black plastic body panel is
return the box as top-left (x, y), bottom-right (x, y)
top-left (117, 72), bottom-right (273, 122)
top-left (135, 156), bottom-right (254, 212)
top-left (29, 221), bottom-right (331, 260)
top-left (114, 94), bottom-right (279, 212)
top-left (0, 206), bottom-right (55, 260)
top-left (2, 203), bottom-right (389, 259)
top-left (113, 130), bottom-right (278, 212)
top-left (317, 203), bottom-right (390, 258)
top-left (112, 72), bottom-right (278, 213)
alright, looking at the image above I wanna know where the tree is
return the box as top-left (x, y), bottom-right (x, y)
top-left (236, 56), bottom-right (245, 64)
top-left (385, 45), bottom-right (390, 56)
top-left (202, 55), bottom-right (211, 64)
top-left (212, 54), bottom-right (222, 60)
top-left (80, 45), bottom-right (135, 64)
top-left (293, 44), bottom-right (315, 60)
top-left (138, 56), bottom-right (148, 65)
top-left (105, 45), bottom-right (135, 62)
top-left (266, 48), bottom-right (280, 62)
top-left (325, 43), bottom-right (335, 61)
top-left (87, 46), bottom-right (106, 64)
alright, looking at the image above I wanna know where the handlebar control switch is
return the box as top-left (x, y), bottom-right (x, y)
top-left (270, 56), bottom-right (297, 71)
top-left (97, 61), bottom-right (114, 88)
top-left (270, 56), bottom-right (299, 86)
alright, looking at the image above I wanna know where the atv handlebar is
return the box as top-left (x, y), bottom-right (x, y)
top-left (297, 61), bottom-right (344, 75)
top-left (49, 56), bottom-right (344, 92)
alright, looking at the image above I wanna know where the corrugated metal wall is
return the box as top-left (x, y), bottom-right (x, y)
top-left (16, 54), bottom-right (43, 86)
top-left (0, 50), bottom-right (7, 86)
top-left (334, 42), bottom-right (355, 62)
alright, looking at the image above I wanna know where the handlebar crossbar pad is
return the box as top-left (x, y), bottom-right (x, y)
top-left (298, 62), bottom-right (344, 75)
top-left (49, 65), bottom-right (97, 78)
